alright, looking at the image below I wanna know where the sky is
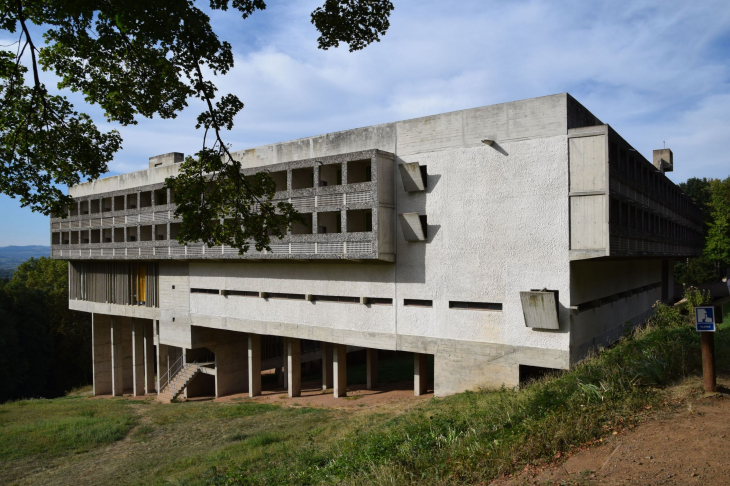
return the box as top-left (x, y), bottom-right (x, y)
top-left (2, 0), bottom-right (730, 245)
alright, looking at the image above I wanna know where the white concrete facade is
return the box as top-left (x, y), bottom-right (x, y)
top-left (56, 94), bottom-right (703, 398)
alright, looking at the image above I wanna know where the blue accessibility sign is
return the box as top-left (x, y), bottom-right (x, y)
top-left (695, 306), bottom-right (716, 332)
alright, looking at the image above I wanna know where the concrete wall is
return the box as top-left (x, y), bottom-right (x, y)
top-left (158, 262), bottom-right (193, 348)
top-left (188, 135), bottom-right (571, 356)
top-left (569, 258), bottom-right (664, 361)
top-left (68, 93), bottom-right (573, 198)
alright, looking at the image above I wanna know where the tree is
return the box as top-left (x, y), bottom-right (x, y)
top-left (705, 176), bottom-right (730, 267)
top-left (1, 0), bottom-right (394, 252)
top-left (674, 177), bottom-right (715, 286)
top-left (0, 258), bottom-right (91, 402)
top-left (679, 177), bottom-right (712, 235)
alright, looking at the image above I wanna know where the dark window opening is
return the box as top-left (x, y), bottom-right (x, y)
top-left (227, 290), bottom-right (259, 297)
top-left (191, 288), bottom-right (219, 294)
top-left (404, 299), bottom-right (433, 307)
top-left (347, 159), bottom-right (372, 184)
top-left (319, 163), bottom-right (342, 187)
top-left (449, 301), bottom-right (502, 311)
top-left (314, 295), bottom-right (360, 303)
top-left (519, 365), bottom-right (561, 385)
top-left (368, 297), bottom-right (393, 305)
top-left (292, 167), bottom-right (315, 189)
top-left (269, 293), bottom-right (306, 300)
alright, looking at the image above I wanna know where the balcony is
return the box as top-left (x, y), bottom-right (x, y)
top-left (51, 149), bottom-right (395, 263)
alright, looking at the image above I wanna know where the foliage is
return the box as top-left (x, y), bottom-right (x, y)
top-left (1, 0), bottom-right (393, 252)
top-left (0, 257), bottom-right (90, 402)
top-left (674, 256), bottom-right (717, 286)
top-left (705, 176), bottom-right (730, 266)
top-left (679, 177), bottom-right (712, 235)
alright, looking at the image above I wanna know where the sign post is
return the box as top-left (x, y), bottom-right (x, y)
top-left (695, 306), bottom-right (719, 392)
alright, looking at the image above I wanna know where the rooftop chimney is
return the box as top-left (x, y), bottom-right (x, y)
top-left (653, 148), bottom-right (673, 173)
top-left (149, 152), bottom-right (184, 169)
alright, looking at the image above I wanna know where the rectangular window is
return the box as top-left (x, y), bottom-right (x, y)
top-left (449, 301), bottom-right (502, 311)
top-left (190, 288), bottom-right (219, 294)
top-left (368, 297), bottom-right (393, 305)
top-left (404, 299), bottom-right (433, 307)
top-left (314, 295), bottom-right (360, 303)
top-left (269, 293), bottom-right (306, 300)
top-left (227, 290), bottom-right (259, 297)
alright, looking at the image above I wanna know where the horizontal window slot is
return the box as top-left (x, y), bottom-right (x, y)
top-left (268, 293), bottom-right (306, 300)
top-left (314, 295), bottom-right (360, 303)
top-left (190, 288), bottom-right (219, 294)
top-left (368, 297), bottom-right (393, 305)
top-left (404, 299), bottom-right (432, 307)
top-left (227, 290), bottom-right (258, 297)
top-left (449, 301), bottom-right (502, 311)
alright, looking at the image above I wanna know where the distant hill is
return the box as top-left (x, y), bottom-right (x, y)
top-left (0, 245), bottom-right (51, 275)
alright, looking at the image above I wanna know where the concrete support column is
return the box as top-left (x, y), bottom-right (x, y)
top-left (111, 317), bottom-right (123, 396)
top-left (321, 342), bottom-right (333, 390)
top-left (156, 343), bottom-right (169, 393)
top-left (214, 332), bottom-right (248, 398)
top-left (414, 353), bottom-right (428, 396)
top-left (287, 338), bottom-right (301, 398)
top-left (282, 340), bottom-right (289, 390)
top-left (144, 321), bottom-right (155, 393)
top-left (131, 320), bottom-right (145, 396)
top-left (333, 344), bottom-right (347, 398)
top-left (248, 334), bottom-right (262, 397)
top-left (366, 348), bottom-right (379, 390)
top-left (91, 314), bottom-right (112, 396)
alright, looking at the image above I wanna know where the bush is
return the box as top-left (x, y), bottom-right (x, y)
top-left (674, 257), bottom-right (717, 287)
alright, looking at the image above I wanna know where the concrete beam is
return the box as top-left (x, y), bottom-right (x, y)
top-left (366, 348), bottom-right (378, 390)
top-left (333, 344), bottom-right (347, 398)
top-left (248, 334), bottom-right (262, 397)
top-left (287, 338), bottom-right (301, 398)
top-left (321, 342), bottom-right (333, 390)
top-left (414, 353), bottom-right (428, 396)
top-left (132, 320), bottom-right (145, 396)
top-left (92, 314), bottom-right (112, 396)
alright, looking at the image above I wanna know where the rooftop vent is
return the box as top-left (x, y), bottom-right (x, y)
top-left (149, 152), bottom-right (184, 169)
top-left (653, 148), bottom-right (673, 173)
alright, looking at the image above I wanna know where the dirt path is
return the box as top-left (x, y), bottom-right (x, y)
top-left (493, 394), bottom-right (730, 486)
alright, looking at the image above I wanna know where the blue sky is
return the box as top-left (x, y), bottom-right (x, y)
top-left (2, 0), bottom-right (730, 245)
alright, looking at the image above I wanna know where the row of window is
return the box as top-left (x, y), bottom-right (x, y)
top-left (53, 209), bottom-right (374, 245)
top-left (190, 288), bottom-right (502, 311)
top-left (609, 142), bottom-right (699, 221)
top-left (57, 159), bottom-right (375, 218)
top-left (609, 198), bottom-right (702, 244)
top-left (59, 189), bottom-right (171, 217)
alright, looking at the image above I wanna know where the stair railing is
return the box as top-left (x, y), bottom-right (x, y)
top-left (159, 355), bottom-right (184, 392)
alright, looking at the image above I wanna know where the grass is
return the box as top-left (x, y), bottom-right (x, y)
top-left (0, 396), bottom-right (136, 460)
top-left (0, 290), bottom-right (726, 486)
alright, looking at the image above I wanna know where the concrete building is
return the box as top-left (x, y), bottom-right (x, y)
top-left (50, 93), bottom-right (703, 399)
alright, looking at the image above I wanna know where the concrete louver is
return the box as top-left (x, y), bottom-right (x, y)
top-left (398, 213), bottom-right (427, 241)
top-left (398, 162), bottom-right (427, 192)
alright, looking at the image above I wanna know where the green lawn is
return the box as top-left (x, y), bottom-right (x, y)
top-left (1, 296), bottom-right (727, 486)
